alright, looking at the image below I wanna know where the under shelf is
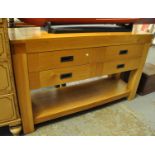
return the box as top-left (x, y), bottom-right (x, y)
top-left (32, 78), bottom-right (130, 124)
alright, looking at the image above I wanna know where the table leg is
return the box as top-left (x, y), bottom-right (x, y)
top-left (12, 44), bottom-right (35, 134)
top-left (127, 44), bottom-right (150, 100)
top-left (127, 69), bottom-right (142, 100)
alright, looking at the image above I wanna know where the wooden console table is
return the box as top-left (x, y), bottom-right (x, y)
top-left (9, 27), bottom-right (152, 134)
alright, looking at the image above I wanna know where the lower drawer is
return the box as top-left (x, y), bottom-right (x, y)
top-left (103, 58), bottom-right (141, 75)
top-left (29, 64), bottom-right (92, 89)
top-left (0, 94), bottom-right (17, 124)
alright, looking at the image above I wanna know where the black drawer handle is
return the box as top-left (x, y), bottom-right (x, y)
top-left (61, 56), bottom-right (74, 62)
top-left (119, 50), bottom-right (128, 55)
top-left (117, 64), bottom-right (125, 69)
top-left (60, 73), bottom-right (72, 79)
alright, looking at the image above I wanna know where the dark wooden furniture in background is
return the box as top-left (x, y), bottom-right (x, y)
top-left (138, 63), bottom-right (155, 95)
top-left (121, 63), bottom-right (155, 95)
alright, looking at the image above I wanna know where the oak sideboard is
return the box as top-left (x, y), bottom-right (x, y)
top-left (9, 27), bottom-right (152, 134)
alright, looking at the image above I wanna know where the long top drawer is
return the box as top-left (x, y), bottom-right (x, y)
top-left (27, 44), bottom-right (144, 72)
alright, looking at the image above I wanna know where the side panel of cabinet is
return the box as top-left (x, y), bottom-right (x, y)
top-left (0, 62), bottom-right (12, 94)
top-left (0, 94), bottom-right (17, 124)
top-left (0, 28), bottom-right (8, 59)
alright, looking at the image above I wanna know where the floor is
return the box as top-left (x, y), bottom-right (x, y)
top-left (0, 46), bottom-right (155, 136)
top-left (125, 45), bottom-right (155, 132)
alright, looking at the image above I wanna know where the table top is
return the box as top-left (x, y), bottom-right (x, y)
top-left (8, 27), bottom-right (153, 44)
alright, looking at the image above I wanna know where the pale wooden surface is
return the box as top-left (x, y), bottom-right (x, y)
top-left (29, 64), bottom-right (92, 89)
top-left (103, 44), bottom-right (143, 61)
top-left (8, 27), bottom-right (152, 42)
top-left (9, 27), bottom-right (152, 134)
top-left (127, 44), bottom-right (151, 100)
top-left (9, 27), bottom-right (152, 53)
top-left (12, 44), bottom-right (34, 134)
top-left (28, 58), bottom-right (141, 90)
top-left (32, 78), bottom-right (129, 124)
top-left (103, 58), bottom-right (141, 75)
top-left (27, 48), bottom-right (90, 72)
top-left (27, 44), bottom-right (143, 73)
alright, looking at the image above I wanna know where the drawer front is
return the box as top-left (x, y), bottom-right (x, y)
top-left (103, 58), bottom-right (141, 75)
top-left (27, 49), bottom-right (90, 72)
top-left (29, 64), bottom-right (92, 89)
top-left (0, 18), bottom-right (2, 23)
top-left (0, 29), bottom-right (7, 59)
top-left (104, 44), bottom-right (144, 61)
top-left (0, 62), bottom-right (12, 94)
top-left (0, 94), bottom-right (16, 123)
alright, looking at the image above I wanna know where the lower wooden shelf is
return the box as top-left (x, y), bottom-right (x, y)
top-left (32, 78), bottom-right (130, 124)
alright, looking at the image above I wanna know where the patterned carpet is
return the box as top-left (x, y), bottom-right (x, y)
top-left (27, 101), bottom-right (155, 136)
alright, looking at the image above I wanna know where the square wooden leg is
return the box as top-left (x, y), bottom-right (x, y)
top-left (127, 69), bottom-right (142, 100)
top-left (12, 44), bottom-right (35, 134)
top-left (127, 44), bottom-right (150, 100)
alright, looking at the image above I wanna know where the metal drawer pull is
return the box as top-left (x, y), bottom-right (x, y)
top-left (119, 50), bottom-right (128, 55)
top-left (117, 64), bottom-right (125, 69)
top-left (61, 56), bottom-right (74, 62)
top-left (60, 73), bottom-right (72, 79)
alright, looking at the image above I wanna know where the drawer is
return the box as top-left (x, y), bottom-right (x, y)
top-left (103, 58), bottom-right (141, 75)
top-left (102, 44), bottom-right (144, 61)
top-left (0, 62), bottom-right (12, 94)
top-left (0, 94), bottom-right (17, 123)
top-left (0, 18), bottom-right (2, 23)
top-left (0, 29), bottom-right (7, 59)
top-left (27, 49), bottom-right (90, 72)
top-left (29, 64), bottom-right (92, 89)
